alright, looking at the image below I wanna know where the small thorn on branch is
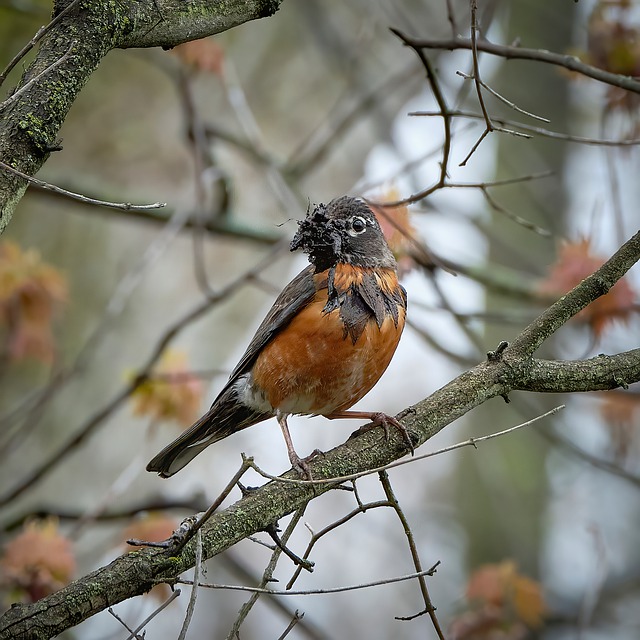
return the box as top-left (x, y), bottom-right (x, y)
top-left (487, 340), bottom-right (509, 361)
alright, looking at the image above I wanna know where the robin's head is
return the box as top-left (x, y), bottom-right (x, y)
top-left (290, 196), bottom-right (396, 272)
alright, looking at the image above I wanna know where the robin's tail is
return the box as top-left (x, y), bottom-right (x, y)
top-left (146, 385), bottom-right (271, 478)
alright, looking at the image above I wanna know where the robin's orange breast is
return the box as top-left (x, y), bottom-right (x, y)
top-left (251, 265), bottom-right (406, 416)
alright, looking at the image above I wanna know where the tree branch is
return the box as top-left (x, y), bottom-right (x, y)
top-left (1, 230), bottom-right (639, 640)
top-left (0, 0), bottom-right (284, 231)
top-left (401, 35), bottom-right (640, 94)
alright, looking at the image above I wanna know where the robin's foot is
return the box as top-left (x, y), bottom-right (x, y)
top-left (289, 450), bottom-right (314, 480)
top-left (328, 409), bottom-right (415, 455)
top-left (351, 413), bottom-right (415, 455)
top-left (370, 412), bottom-right (415, 455)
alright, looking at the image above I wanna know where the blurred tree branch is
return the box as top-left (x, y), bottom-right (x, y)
top-left (401, 34), bottom-right (640, 94)
top-left (1, 230), bottom-right (638, 639)
top-left (0, 0), bottom-right (284, 231)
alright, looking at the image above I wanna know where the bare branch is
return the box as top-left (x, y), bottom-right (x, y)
top-left (0, 160), bottom-right (166, 211)
top-left (0, 0), bottom-right (83, 88)
top-left (402, 35), bottom-right (640, 94)
top-left (410, 108), bottom-right (640, 146)
top-left (378, 471), bottom-right (445, 637)
top-left (177, 530), bottom-right (201, 640)
top-left (123, 590), bottom-right (181, 640)
top-left (176, 566), bottom-right (439, 596)
top-left (0, 42), bottom-right (76, 109)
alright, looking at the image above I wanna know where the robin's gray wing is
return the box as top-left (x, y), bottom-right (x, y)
top-left (226, 264), bottom-right (318, 384)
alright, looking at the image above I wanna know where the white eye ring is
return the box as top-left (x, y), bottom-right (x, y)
top-left (348, 216), bottom-right (367, 236)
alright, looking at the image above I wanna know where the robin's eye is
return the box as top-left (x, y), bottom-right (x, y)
top-left (349, 216), bottom-right (367, 236)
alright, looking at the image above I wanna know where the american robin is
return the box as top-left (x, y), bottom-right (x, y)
top-left (146, 196), bottom-right (410, 478)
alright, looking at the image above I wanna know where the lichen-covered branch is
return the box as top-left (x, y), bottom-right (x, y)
top-left (0, 0), bottom-right (283, 232)
top-left (1, 231), bottom-right (639, 640)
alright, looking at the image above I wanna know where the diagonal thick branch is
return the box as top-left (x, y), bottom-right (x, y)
top-left (1, 230), bottom-right (638, 639)
top-left (0, 0), bottom-right (284, 232)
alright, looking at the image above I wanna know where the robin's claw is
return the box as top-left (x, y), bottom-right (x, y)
top-left (369, 412), bottom-right (415, 455)
top-left (290, 452), bottom-right (314, 480)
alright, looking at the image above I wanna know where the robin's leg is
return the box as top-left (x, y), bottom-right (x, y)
top-left (326, 410), bottom-right (415, 455)
top-left (277, 411), bottom-right (313, 479)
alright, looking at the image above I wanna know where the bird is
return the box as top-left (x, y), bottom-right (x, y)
top-left (146, 195), bottom-right (411, 478)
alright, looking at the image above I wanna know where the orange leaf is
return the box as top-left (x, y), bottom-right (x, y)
top-left (511, 571), bottom-right (546, 628)
top-left (465, 561), bottom-right (546, 629)
top-left (0, 241), bottom-right (67, 363)
top-left (0, 519), bottom-right (75, 603)
top-left (130, 349), bottom-right (204, 425)
top-left (370, 187), bottom-right (418, 275)
top-left (171, 38), bottom-right (225, 76)
top-left (538, 238), bottom-right (636, 338)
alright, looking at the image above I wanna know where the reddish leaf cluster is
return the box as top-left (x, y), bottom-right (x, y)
top-left (0, 241), bottom-right (67, 362)
top-left (449, 561), bottom-right (546, 640)
top-left (130, 349), bottom-right (204, 426)
top-left (538, 238), bottom-right (636, 338)
top-left (574, 0), bottom-right (640, 116)
top-left (0, 519), bottom-right (76, 604)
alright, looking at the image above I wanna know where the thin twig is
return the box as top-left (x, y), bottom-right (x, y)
top-left (176, 566), bottom-right (439, 596)
top-left (123, 589), bottom-right (181, 640)
top-left (375, 170), bottom-right (552, 213)
top-left (388, 28), bottom-right (452, 206)
top-left (456, 70), bottom-right (550, 122)
top-left (0, 160), bottom-right (166, 211)
top-left (226, 508), bottom-right (307, 639)
top-left (410, 108), bottom-right (640, 146)
top-left (286, 500), bottom-right (391, 590)
top-left (277, 610), bottom-right (305, 640)
top-left (177, 529), bottom-right (201, 640)
top-left (469, 0), bottom-right (492, 132)
top-left (378, 471), bottom-right (445, 637)
top-left (480, 186), bottom-right (552, 237)
top-left (108, 607), bottom-right (143, 640)
top-left (172, 457), bottom-right (254, 553)
top-left (1, 42), bottom-right (76, 110)
top-left (403, 35), bottom-right (640, 94)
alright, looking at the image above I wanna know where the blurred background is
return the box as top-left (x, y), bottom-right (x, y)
top-left (1, 0), bottom-right (640, 638)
